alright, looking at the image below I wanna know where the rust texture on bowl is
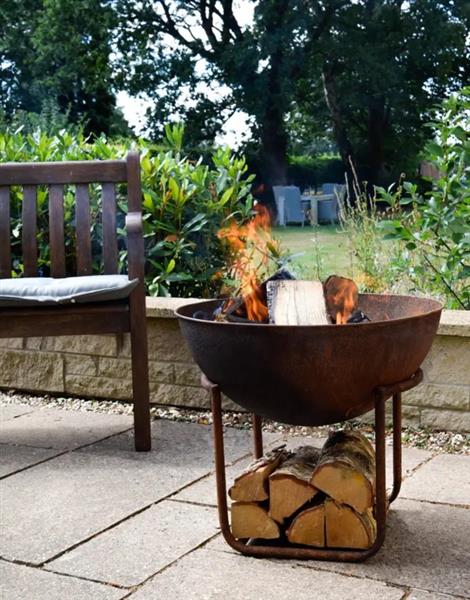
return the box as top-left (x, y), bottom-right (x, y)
top-left (176, 294), bottom-right (442, 426)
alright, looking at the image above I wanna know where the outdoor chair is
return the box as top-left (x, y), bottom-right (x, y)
top-left (283, 186), bottom-right (306, 226)
top-left (0, 152), bottom-right (151, 451)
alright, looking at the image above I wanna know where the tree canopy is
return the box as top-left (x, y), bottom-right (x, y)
top-left (0, 0), bottom-right (126, 135)
top-left (116, 0), bottom-right (469, 184)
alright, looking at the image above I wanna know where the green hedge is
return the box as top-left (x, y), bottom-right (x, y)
top-left (0, 125), bottom-right (254, 297)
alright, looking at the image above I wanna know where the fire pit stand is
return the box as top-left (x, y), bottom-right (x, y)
top-left (202, 368), bottom-right (423, 563)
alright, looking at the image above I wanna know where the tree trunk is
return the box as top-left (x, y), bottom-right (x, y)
top-left (260, 112), bottom-right (288, 185)
top-left (322, 64), bottom-right (354, 169)
top-left (367, 96), bottom-right (389, 184)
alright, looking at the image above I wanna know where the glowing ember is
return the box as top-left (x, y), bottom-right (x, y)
top-left (218, 203), bottom-right (279, 322)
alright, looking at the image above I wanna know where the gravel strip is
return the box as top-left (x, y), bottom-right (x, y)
top-left (1, 389), bottom-right (468, 455)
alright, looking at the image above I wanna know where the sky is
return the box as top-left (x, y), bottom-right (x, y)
top-left (116, 1), bottom-right (254, 147)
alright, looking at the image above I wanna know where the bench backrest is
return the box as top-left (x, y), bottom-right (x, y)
top-left (0, 152), bottom-right (141, 278)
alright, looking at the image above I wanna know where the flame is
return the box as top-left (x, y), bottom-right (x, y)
top-left (218, 203), bottom-right (276, 322)
top-left (323, 276), bottom-right (359, 325)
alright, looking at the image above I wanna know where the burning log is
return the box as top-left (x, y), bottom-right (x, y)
top-left (325, 500), bottom-right (376, 549)
top-left (311, 430), bottom-right (375, 513)
top-left (286, 502), bottom-right (325, 547)
top-left (323, 275), bottom-right (359, 324)
top-left (269, 446), bottom-right (321, 523)
top-left (267, 280), bottom-right (330, 325)
top-left (229, 446), bottom-right (290, 502)
top-left (231, 502), bottom-right (280, 540)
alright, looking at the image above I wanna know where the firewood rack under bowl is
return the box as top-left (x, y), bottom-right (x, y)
top-left (202, 369), bottom-right (423, 562)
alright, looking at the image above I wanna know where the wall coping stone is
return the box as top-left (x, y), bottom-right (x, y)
top-left (145, 297), bottom-right (470, 337)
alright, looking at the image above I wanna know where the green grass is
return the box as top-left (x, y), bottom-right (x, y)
top-left (273, 225), bottom-right (352, 279)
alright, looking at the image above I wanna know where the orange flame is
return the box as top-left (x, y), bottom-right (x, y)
top-left (218, 203), bottom-right (276, 322)
top-left (323, 276), bottom-right (358, 325)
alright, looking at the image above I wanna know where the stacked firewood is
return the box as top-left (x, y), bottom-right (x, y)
top-left (229, 430), bottom-right (377, 549)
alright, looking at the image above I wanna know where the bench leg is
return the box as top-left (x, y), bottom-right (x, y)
top-left (130, 293), bottom-right (151, 451)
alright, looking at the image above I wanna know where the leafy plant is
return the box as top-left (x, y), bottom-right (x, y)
top-left (378, 89), bottom-right (470, 309)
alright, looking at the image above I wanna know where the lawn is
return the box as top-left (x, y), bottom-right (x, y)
top-left (273, 225), bottom-right (352, 279)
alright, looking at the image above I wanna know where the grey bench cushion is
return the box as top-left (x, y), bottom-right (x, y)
top-left (0, 275), bottom-right (139, 307)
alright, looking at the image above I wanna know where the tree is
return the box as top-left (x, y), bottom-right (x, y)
top-left (0, 0), bottom-right (127, 136)
top-left (295, 0), bottom-right (470, 184)
top-left (116, 0), bottom-right (347, 184)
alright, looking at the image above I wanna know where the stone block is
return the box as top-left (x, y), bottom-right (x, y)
top-left (0, 350), bottom-right (64, 392)
top-left (173, 363), bottom-right (201, 386)
top-left (151, 383), bottom-right (208, 408)
top-left (121, 318), bottom-right (193, 362)
top-left (65, 354), bottom-right (97, 376)
top-left (97, 357), bottom-right (131, 379)
top-left (404, 383), bottom-right (469, 411)
top-left (24, 337), bottom-right (43, 350)
top-left (42, 334), bottom-right (117, 357)
top-left (424, 336), bottom-right (470, 386)
top-left (148, 360), bottom-right (174, 383)
top-left (65, 375), bottom-right (132, 400)
top-left (0, 337), bottom-right (23, 349)
top-left (421, 408), bottom-right (470, 432)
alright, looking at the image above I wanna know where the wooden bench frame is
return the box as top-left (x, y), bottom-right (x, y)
top-left (0, 152), bottom-right (151, 451)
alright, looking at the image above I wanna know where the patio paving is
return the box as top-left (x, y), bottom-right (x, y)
top-left (1, 403), bottom-right (469, 600)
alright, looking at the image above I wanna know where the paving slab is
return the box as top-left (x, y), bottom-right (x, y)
top-left (0, 560), bottom-right (126, 600)
top-left (296, 498), bottom-right (470, 598)
top-left (49, 500), bottom-right (218, 586)
top-left (0, 407), bottom-right (133, 450)
top-left (0, 420), bottom-right (250, 564)
top-left (0, 443), bottom-right (60, 478)
top-left (0, 404), bottom-right (34, 421)
top-left (401, 454), bottom-right (470, 506)
top-left (129, 544), bottom-right (405, 600)
top-left (407, 591), bottom-right (462, 600)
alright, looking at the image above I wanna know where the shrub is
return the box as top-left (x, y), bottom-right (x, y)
top-left (0, 124), bottom-right (255, 297)
top-left (378, 88), bottom-right (470, 310)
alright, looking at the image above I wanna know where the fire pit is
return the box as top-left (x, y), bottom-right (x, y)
top-left (176, 294), bottom-right (441, 424)
top-left (176, 293), bottom-right (442, 562)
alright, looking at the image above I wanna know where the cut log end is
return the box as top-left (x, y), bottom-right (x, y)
top-left (286, 504), bottom-right (325, 547)
top-left (267, 280), bottom-right (330, 325)
top-left (231, 502), bottom-right (280, 540)
top-left (311, 431), bottom-right (375, 513)
top-left (229, 447), bottom-right (289, 502)
top-left (325, 499), bottom-right (376, 549)
top-left (269, 446), bottom-right (321, 522)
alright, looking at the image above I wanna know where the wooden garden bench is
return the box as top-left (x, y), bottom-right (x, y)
top-left (0, 152), bottom-right (151, 451)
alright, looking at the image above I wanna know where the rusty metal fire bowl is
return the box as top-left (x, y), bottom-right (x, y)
top-left (176, 294), bottom-right (442, 426)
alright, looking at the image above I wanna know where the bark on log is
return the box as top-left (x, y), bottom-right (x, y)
top-left (286, 503), bottom-right (325, 547)
top-left (325, 499), bottom-right (376, 549)
top-left (267, 280), bottom-right (330, 325)
top-left (229, 447), bottom-right (290, 502)
top-left (231, 502), bottom-right (280, 540)
top-left (269, 446), bottom-right (321, 523)
top-left (311, 430), bottom-right (375, 513)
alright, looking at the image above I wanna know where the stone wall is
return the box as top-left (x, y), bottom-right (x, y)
top-left (0, 297), bottom-right (469, 431)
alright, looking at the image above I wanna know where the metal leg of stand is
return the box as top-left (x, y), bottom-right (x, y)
top-left (388, 392), bottom-right (402, 504)
top-left (252, 414), bottom-right (263, 459)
